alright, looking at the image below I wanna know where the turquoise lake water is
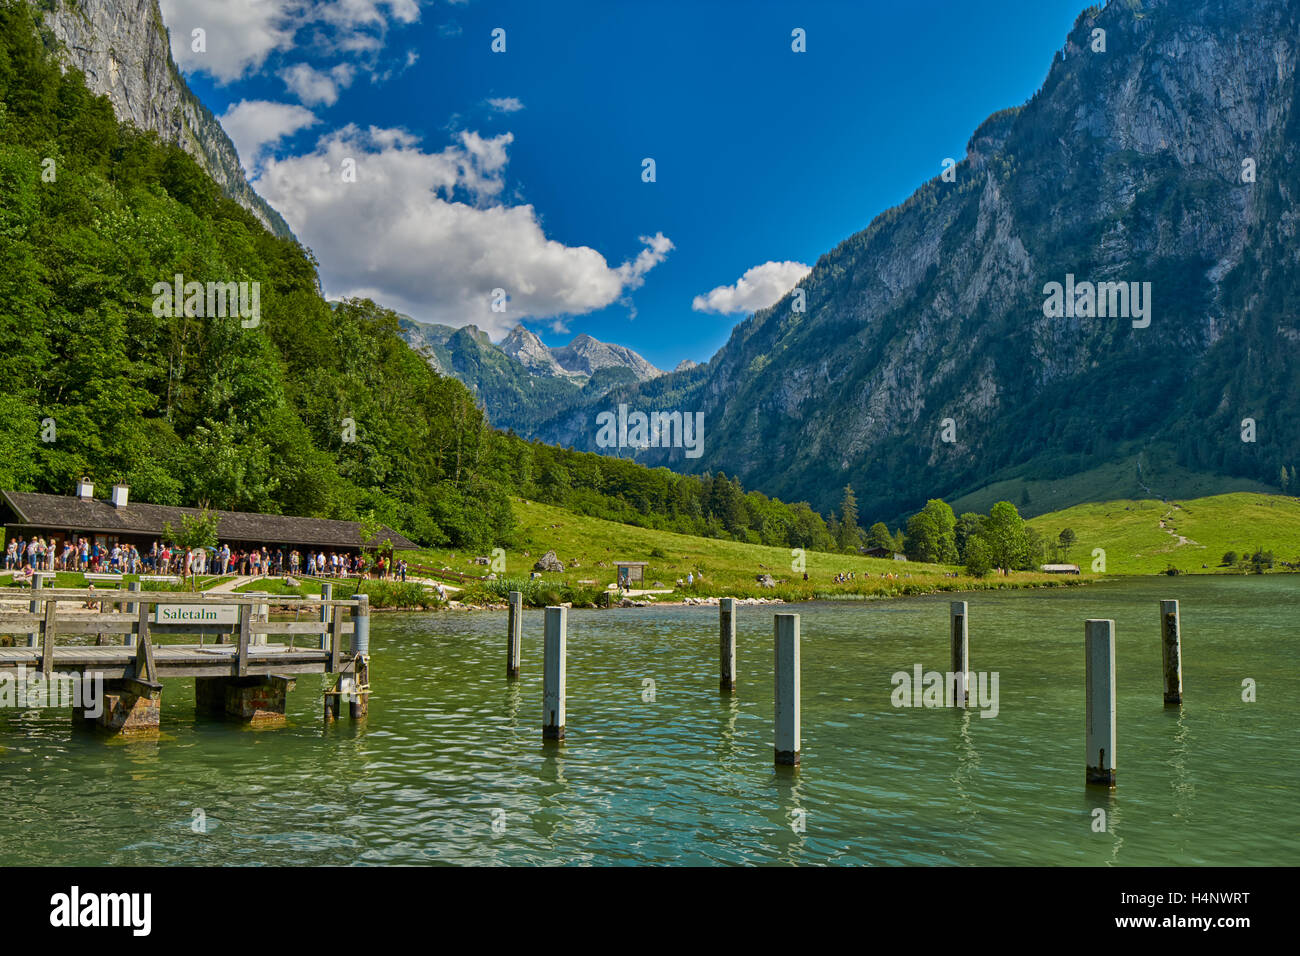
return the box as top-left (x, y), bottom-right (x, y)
top-left (0, 575), bottom-right (1295, 865)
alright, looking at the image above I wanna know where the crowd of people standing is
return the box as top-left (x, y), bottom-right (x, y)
top-left (3, 536), bottom-right (407, 582)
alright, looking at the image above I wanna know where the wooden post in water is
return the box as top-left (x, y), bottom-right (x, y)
top-left (507, 590), bottom-right (522, 680)
top-left (774, 612), bottom-right (801, 766)
top-left (1160, 599), bottom-right (1182, 706)
top-left (319, 581), bottom-right (333, 651)
top-left (249, 591), bottom-right (269, 646)
top-left (542, 606), bottom-right (566, 740)
top-left (124, 580), bottom-right (141, 647)
top-left (26, 572), bottom-right (44, 647)
top-left (719, 597), bottom-right (737, 691)
top-left (236, 603), bottom-right (251, 678)
top-left (950, 600), bottom-right (969, 707)
top-left (1085, 619), bottom-right (1117, 787)
top-left (40, 598), bottom-right (57, 679)
top-left (349, 594), bottom-right (370, 718)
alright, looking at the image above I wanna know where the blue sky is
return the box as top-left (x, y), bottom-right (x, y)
top-left (162, 0), bottom-right (1091, 371)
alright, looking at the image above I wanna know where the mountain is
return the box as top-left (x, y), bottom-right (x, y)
top-left (397, 318), bottom-right (584, 429)
top-left (500, 326), bottom-right (581, 379)
top-left (27, 0), bottom-right (292, 238)
top-left (552, 333), bottom-right (662, 380)
top-left (525, 0), bottom-right (1300, 523)
top-left (398, 318), bottom-right (662, 432)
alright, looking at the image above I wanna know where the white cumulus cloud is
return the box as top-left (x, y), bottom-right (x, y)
top-left (253, 126), bottom-right (673, 335)
top-left (317, 0), bottom-right (420, 30)
top-left (280, 62), bottom-right (356, 107)
top-left (220, 100), bottom-right (319, 174)
top-left (691, 260), bottom-right (812, 314)
top-left (160, 0), bottom-right (296, 83)
top-left (160, 0), bottom-right (420, 84)
top-left (486, 97), bottom-right (525, 114)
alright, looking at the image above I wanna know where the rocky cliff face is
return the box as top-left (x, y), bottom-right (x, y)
top-left (29, 0), bottom-right (291, 237)
top-left (529, 0), bottom-right (1300, 520)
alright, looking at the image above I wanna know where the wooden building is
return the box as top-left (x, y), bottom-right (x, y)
top-left (863, 547), bottom-right (907, 561)
top-left (1, 482), bottom-right (416, 555)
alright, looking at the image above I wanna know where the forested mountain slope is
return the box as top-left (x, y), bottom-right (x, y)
top-left (0, 1), bottom-right (834, 552)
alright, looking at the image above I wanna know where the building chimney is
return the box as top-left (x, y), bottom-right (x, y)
top-left (111, 484), bottom-right (129, 509)
top-left (76, 478), bottom-right (93, 500)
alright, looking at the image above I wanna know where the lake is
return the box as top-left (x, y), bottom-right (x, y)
top-left (0, 575), bottom-right (1295, 865)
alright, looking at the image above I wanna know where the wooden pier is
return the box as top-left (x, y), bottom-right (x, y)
top-left (0, 585), bottom-right (369, 734)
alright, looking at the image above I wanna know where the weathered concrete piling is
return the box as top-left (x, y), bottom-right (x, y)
top-left (507, 590), bottom-right (522, 680)
top-left (774, 612), bottom-right (801, 766)
top-left (542, 605), bottom-right (566, 740)
top-left (197, 675), bottom-right (296, 722)
top-left (950, 600), bottom-right (969, 707)
top-left (1085, 619), bottom-right (1117, 787)
top-left (79, 678), bottom-right (162, 734)
top-left (1160, 599), bottom-right (1182, 705)
top-left (719, 597), bottom-right (736, 692)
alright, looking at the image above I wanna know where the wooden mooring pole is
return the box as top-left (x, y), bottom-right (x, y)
top-left (719, 597), bottom-right (736, 692)
top-left (319, 581), bottom-right (333, 652)
top-left (542, 605), bottom-right (566, 740)
top-left (349, 593), bottom-right (370, 718)
top-left (774, 612), bottom-right (801, 766)
top-left (321, 582), bottom-right (336, 721)
top-left (950, 600), bottom-right (969, 707)
top-left (1085, 619), bottom-right (1117, 787)
top-left (123, 580), bottom-right (141, 647)
top-left (507, 590), bottom-right (522, 680)
top-left (26, 572), bottom-right (44, 647)
top-left (248, 591), bottom-right (269, 646)
top-left (1160, 599), bottom-right (1182, 705)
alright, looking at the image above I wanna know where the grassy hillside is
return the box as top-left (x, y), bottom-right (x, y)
top-left (405, 498), bottom-right (1080, 603)
top-left (1026, 492), bottom-right (1300, 574)
top-left (949, 448), bottom-right (1274, 520)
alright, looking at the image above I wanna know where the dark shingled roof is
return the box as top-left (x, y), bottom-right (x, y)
top-left (1, 491), bottom-right (417, 551)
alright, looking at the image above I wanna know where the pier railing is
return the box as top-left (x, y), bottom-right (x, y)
top-left (0, 587), bottom-right (361, 679)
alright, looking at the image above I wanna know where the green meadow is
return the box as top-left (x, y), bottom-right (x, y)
top-left (404, 498), bottom-right (1081, 604)
top-left (1026, 492), bottom-right (1300, 574)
